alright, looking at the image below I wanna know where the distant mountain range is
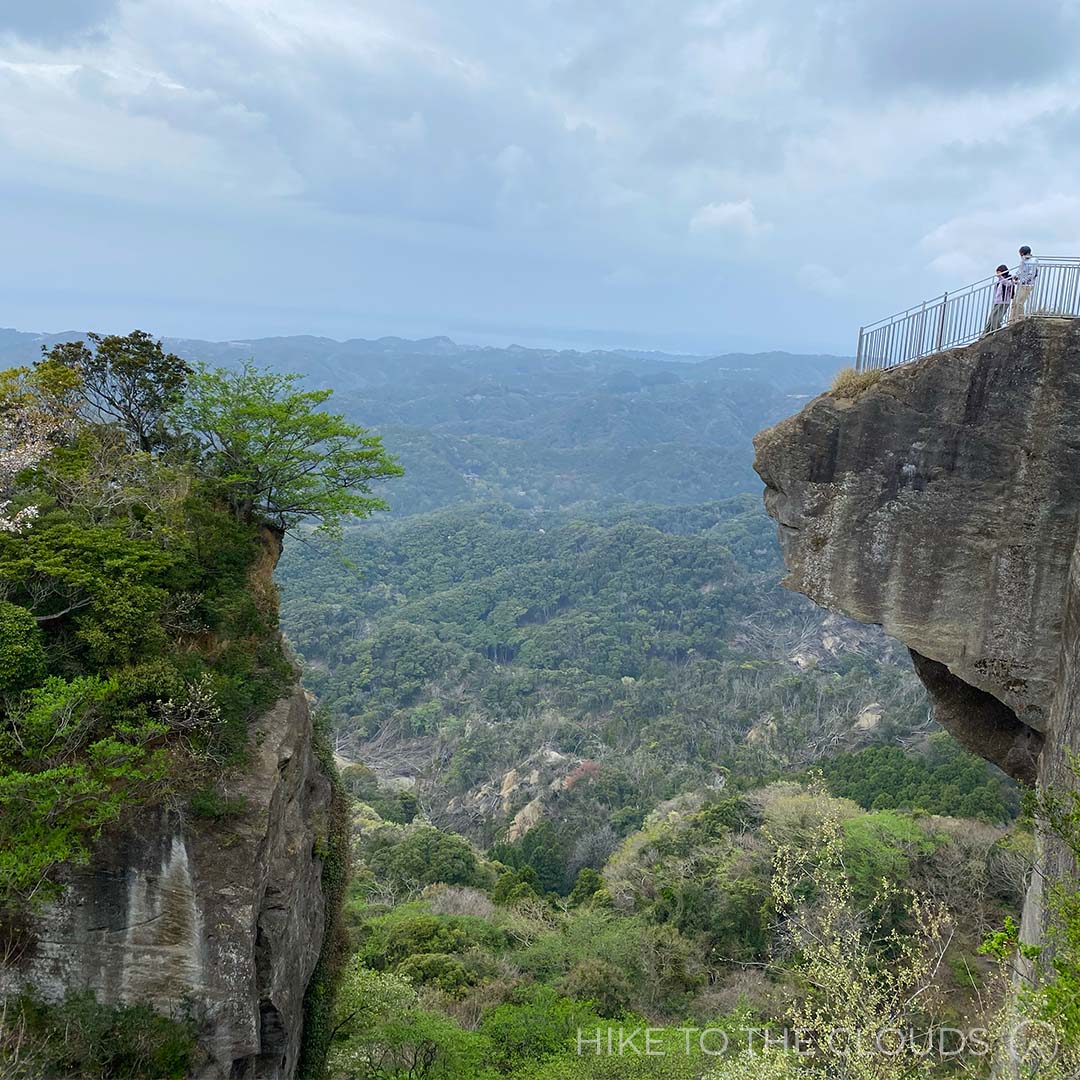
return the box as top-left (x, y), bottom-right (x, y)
top-left (0, 327), bottom-right (847, 515)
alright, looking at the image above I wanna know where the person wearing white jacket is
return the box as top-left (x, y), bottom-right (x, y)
top-left (1010, 246), bottom-right (1039, 321)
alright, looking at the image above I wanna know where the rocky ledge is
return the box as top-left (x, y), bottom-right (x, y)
top-left (754, 316), bottom-right (1080, 947)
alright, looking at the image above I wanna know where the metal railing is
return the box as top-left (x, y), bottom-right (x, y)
top-left (856, 257), bottom-right (1080, 372)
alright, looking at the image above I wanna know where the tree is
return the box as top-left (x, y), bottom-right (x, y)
top-left (0, 366), bottom-right (77, 533)
top-left (329, 959), bottom-right (494, 1080)
top-left (0, 601), bottom-right (46, 692)
top-left (179, 363), bottom-right (403, 535)
top-left (368, 827), bottom-right (491, 892)
top-left (771, 815), bottom-right (954, 1080)
top-left (38, 331), bottom-right (190, 453)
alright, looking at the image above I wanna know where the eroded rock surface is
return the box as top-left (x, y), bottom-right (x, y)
top-left (1, 685), bottom-right (329, 1079)
top-left (753, 315), bottom-right (1080, 946)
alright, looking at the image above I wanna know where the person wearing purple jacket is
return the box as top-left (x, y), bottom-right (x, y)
top-left (984, 265), bottom-right (1015, 334)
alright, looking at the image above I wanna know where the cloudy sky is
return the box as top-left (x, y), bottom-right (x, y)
top-left (2, 0), bottom-right (1079, 354)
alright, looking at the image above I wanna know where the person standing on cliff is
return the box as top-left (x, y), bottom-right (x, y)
top-left (1010, 246), bottom-right (1039, 321)
top-left (984, 265), bottom-right (1015, 334)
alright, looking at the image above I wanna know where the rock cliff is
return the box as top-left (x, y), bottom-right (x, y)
top-left (1, 534), bottom-right (332, 1079)
top-left (753, 316), bottom-right (1080, 948)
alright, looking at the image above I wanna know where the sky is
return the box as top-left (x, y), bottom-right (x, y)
top-left (2, 0), bottom-right (1080, 356)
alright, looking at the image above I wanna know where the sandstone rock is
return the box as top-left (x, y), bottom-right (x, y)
top-left (507, 797), bottom-right (543, 842)
top-left (1, 686), bottom-right (331, 1079)
top-left (754, 316), bottom-right (1080, 953)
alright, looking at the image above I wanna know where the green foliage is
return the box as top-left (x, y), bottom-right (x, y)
top-left (395, 952), bottom-right (478, 995)
top-left (39, 331), bottom-right (190, 452)
top-left (480, 987), bottom-right (603, 1072)
top-left (491, 866), bottom-right (542, 905)
top-left (340, 763), bottom-right (419, 824)
top-left (818, 736), bottom-right (1017, 822)
top-left (0, 333), bottom-right (398, 909)
top-left (356, 909), bottom-right (507, 971)
top-left (772, 816), bottom-right (954, 1079)
top-left (279, 500), bottom-right (929, 850)
top-left (329, 959), bottom-right (496, 1080)
top-left (492, 823), bottom-right (572, 895)
top-left (3, 991), bottom-right (196, 1079)
top-left (519, 911), bottom-right (704, 1015)
top-left (840, 811), bottom-right (936, 921)
top-left (568, 867), bottom-right (604, 906)
top-left (180, 363), bottom-right (403, 535)
top-left (0, 601), bottom-right (46, 692)
top-left (0, 675), bottom-right (170, 904)
top-left (368, 826), bottom-right (493, 892)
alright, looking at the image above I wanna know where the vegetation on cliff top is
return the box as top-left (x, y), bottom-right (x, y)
top-left (0, 331), bottom-right (400, 913)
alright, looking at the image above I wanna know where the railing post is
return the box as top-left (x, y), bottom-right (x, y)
top-left (936, 292), bottom-right (948, 351)
top-left (856, 327), bottom-right (864, 372)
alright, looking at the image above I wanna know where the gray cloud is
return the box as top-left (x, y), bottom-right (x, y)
top-left (849, 0), bottom-right (1080, 92)
top-left (0, 0), bottom-right (1079, 353)
top-left (0, 0), bottom-right (117, 43)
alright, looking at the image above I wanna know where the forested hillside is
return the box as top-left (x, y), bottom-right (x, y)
top-left (262, 334), bottom-right (1035, 1078)
top-left (0, 330), bottom-right (836, 514)
top-left (2, 329), bottom-right (1033, 1077)
top-left (278, 499), bottom-right (965, 847)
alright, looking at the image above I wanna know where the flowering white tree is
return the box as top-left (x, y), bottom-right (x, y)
top-left (0, 368), bottom-right (75, 533)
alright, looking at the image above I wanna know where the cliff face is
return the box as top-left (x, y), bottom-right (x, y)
top-left (753, 316), bottom-right (1080, 948)
top-left (1, 535), bottom-right (332, 1080)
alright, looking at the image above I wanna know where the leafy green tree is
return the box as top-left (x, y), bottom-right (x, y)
top-left (0, 600), bottom-right (46, 692)
top-left (479, 987), bottom-right (602, 1072)
top-left (180, 363), bottom-right (402, 534)
top-left (568, 867), bottom-right (604, 906)
top-left (356, 910), bottom-right (503, 970)
top-left (329, 959), bottom-right (495, 1080)
top-left (38, 331), bottom-right (190, 453)
top-left (368, 827), bottom-right (492, 892)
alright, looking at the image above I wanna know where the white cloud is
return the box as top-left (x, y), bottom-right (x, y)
top-left (689, 200), bottom-right (770, 237)
top-left (921, 195), bottom-right (1080, 281)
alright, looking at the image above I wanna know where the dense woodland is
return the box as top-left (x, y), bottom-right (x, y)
top-left (278, 501), bottom-right (1013, 843)
top-left (274, 497), bottom-right (1036, 1077)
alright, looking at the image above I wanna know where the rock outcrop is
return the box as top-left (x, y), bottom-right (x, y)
top-left (754, 316), bottom-right (1080, 947)
top-left (2, 685), bottom-right (330, 1078)
top-left (1, 533), bottom-right (332, 1079)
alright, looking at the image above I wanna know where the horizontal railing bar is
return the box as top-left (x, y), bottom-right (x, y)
top-left (854, 257), bottom-right (1080, 372)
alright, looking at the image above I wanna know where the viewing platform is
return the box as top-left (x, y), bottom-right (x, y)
top-left (856, 256), bottom-right (1080, 372)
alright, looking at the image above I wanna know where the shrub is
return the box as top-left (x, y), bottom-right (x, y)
top-left (556, 958), bottom-right (632, 1017)
top-left (357, 910), bottom-right (507, 971)
top-left (328, 959), bottom-right (493, 1080)
top-left (6, 991), bottom-right (197, 1079)
top-left (396, 952), bottom-right (478, 995)
top-left (0, 602), bottom-right (46, 693)
top-left (830, 366), bottom-right (883, 399)
top-left (479, 986), bottom-right (602, 1071)
top-left (369, 826), bottom-right (493, 891)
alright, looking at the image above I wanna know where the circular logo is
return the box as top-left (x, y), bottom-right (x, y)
top-left (1007, 1020), bottom-right (1060, 1068)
